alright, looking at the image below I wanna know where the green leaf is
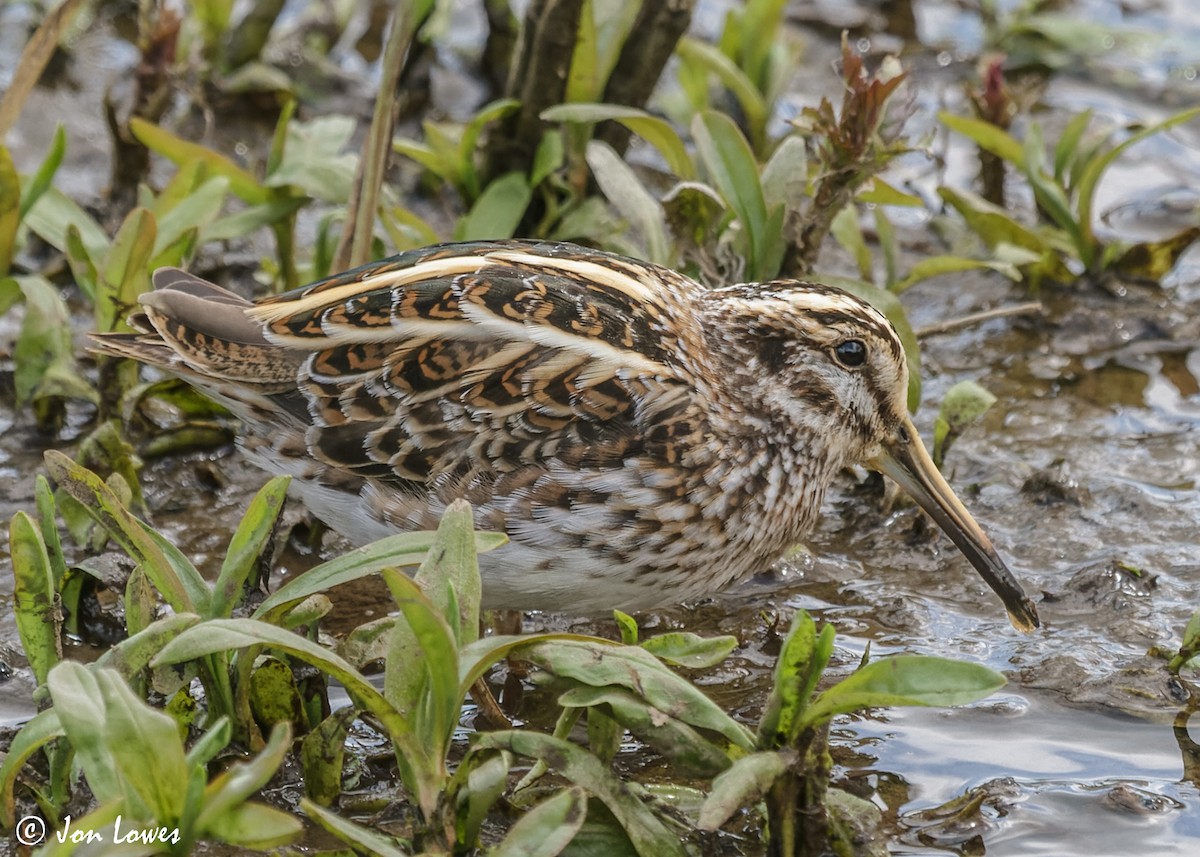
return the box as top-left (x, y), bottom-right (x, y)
top-left (124, 564), bottom-right (157, 637)
top-left (857, 177), bottom-right (923, 207)
top-left (48, 662), bottom-right (187, 818)
top-left (737, 0), bottom-right (789, 94)
top-left (1183, 609), bottom-right (1200, 651)
top-left (200, 801), bottom-right (303, 849)
top-left (0, 275), bottom-right (18, 315)
top-left (697, 750), bottom-right (793, 831)
top-left (212, 476), bottom-right (290, 618)
top-left (939, 111), bottom-right (1024, 166)
top-left (1075, 106), bottom-right (1200, 263)
top-left (531, 129), bottom-right (565, 188)
top-left (301, 798), bottom-right (413, 856)
top-left (1053, 110), bottom-right (1094, 183)
top-left (461, 98), bottom-right (522, 197)
top-left (0, 709), bottom-right (63, 828)
top-left (1022, 123), bottom-right (1084, 255)
top-left (757, 612), bottom-right (831, 747)
top-left (893, 255), bottom-right (1021, 293)
top-left (130, 117), bottom-right (269, 205)
top-left (412, 498), bottom-right (486, 645)
top-left (95, 613), bottom-right (204, 680)
top-left (692, 111), bottom-right (768, 279)
top-left (152, 619), bottom-right (395, 719)
top-left (830, 205), bottom-right (873, 281)
top-left (185, 716), bottom-right (232, 770)
top-left (493, 787), bottom-right (587, 857)
top-left (559, 686), bottom-right (732, 776)
top-left (1113, 227), bottom-right (1200, 282)
top-left (203, 196), bottom-right (307, 243)
top-left (541, 104), bottom-right (695, 179)
top-left (677, 38), bottom-right (768, 151)
top-left (932, 380), bottom-right (997, 468)
top-left (152, 617), bottom-right (422, 791)
top-left (19, 125), bottom-right (67, 221)
top-left (195, 722), bottom-right (293, 835)
top-left (44, 450), bottom-right (205, 613)
top-left (24, 186), bottom-right (108, 259)
top-left (296, 705), bottom-right (352, 801)
top-left (586, 703), bottom-right (622, 765)
top-left (98, 207), bottom-right (157, 333)
top-left (392, 137), bottom-right (448, 177)
top-left (803, 655), bottom-right (1006, 727)
top-left (662, 181), bottom-right (725, 250)
top-left (64, 223), bottom-right (99, 300)
top-left (266, 115), bottom-right (359, 203)
top-left (0, 145), bottom-right (20, 275)
top-left (279, 593), bottom-right (332, 629)
top-left (640, 632), bottom-right (738, 668)
top-left (613, 610), bottom-right (638, 645)
top-left (153, 158), bottom-right (207, 212)
top-left (382, 568), bottom-right (459, 773)
top-left (152, 175), bottom-right (230, 258)
top-left (585, 140), bottom-right (670, 265)
top-left (253, 530), bottom-right (504, 621)
top-left (936, 188), bottom-right (1045, 254)
top-left (13, 277), bottom-right (77, 405)
top-left (248, 656), bottom-right (305, 731)
top-left (566, 1), bottom-right (600, 102)
top-left (34, 475), bottom-right (68, 589)
top-left (938, 380), bottom-right (997, 427)
top-left (476, 731), bottom-right (685, 857)
top-left (8, 512), bottom-right (61, 687)
top-left (459, 750), bottom-right (511, 847)
top-left (520, 638), bottom-right (755, 751)
top-left (456, 171), bottom-right (532, 241)
top-left (760, 134), bottom-right (807, 216)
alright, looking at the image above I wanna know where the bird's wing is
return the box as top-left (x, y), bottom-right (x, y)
top-left (173, 242), bottom-right (706, 484)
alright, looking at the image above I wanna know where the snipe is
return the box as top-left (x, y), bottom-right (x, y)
top-left (93, 240), bottom-right (1039, 630)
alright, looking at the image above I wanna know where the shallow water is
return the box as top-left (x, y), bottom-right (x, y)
top-left (2, 0), bottom-right (1200, 854)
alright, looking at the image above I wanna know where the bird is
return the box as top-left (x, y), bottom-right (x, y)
top-left (91, 239), bottom-right (1039, 631)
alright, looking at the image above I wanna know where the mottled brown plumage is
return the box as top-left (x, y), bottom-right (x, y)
top-left (93, 240), bottom-right (1039, 630)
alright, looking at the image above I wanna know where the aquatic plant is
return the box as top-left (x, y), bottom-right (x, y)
top-left (941, 104), bottom-right (1200, 287)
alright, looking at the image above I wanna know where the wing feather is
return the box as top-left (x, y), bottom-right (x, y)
top-left (95, 241), bottom-right (709, 496)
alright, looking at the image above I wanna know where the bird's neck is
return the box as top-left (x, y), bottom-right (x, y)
top-left (687, 415), bottom-right (841, 561)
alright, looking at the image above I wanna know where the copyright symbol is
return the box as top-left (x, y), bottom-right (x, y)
top-left (15, 815), bottom-right (47, 845)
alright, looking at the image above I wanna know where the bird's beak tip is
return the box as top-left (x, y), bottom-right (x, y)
top-left (875, 420), bottom-right (1040, 634)
top-left (1007, 599), bottom-right (1041, 633)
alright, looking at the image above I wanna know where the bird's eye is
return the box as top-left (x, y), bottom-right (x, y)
top-left (833, 339), bottom-right (867, 367)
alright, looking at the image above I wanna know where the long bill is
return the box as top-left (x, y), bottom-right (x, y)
top-left (869, 418), bottom-right (1040, 632)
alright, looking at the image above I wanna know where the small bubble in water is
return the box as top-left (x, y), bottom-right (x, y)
top-left (1184, 66), bottom-right (1197, 81)
top-left (856, 37), bottom-right (871, 53)
top-left (937, 51), bottom-right (953, 67)
top-left (234, 142), bottom-right (248, 157)
top-left (1101, 35), bottom-right (1115, 50)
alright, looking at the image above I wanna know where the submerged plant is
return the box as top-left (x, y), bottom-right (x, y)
top-left (4, 664), bottom-right (299, 855)
top-left (941, 105), bottom-right (1200, 286)
top-left (1169, 609), bottom-right (1200, 677)
top-left (4, 461), bottom-right (1012, 855)
top-left (698, 612), bottom-right (1005, 856)
top-left (147, 500), bottom-right (701, 854)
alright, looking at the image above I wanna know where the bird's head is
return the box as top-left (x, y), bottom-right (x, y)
top-left (703, 281), bottom-right (1040, 632)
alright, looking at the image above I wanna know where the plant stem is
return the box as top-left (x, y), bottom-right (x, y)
top-left (335, 1), bottom-right (428, 272)
top-left (595, 0), bottom-right (696, 156)
top-left (914, 301), bottom-right (1042, 338)
top-left (484, 0), bottom-right (582, 181)
top-left (766, 723), bottom-right (833, 857)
